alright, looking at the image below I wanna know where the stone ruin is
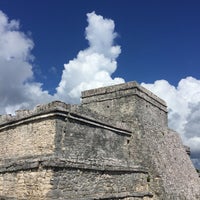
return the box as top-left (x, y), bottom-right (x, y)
top-left (0, 81), bottom-right (200, 199)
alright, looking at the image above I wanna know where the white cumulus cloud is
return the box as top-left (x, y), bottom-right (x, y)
top-left (142, 77), bottom-right (200, 168)
top-left (55, 12), bottom-right (124, 103)
top-left (0, 11), bottom-right (124, 113)
top-left (0, 10), bottom-right (53, 114)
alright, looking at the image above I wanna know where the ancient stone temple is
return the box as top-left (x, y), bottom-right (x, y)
top-left (0, 81), bottom-right (200, 200)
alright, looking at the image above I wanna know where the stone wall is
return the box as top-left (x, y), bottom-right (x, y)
top-left (0, 118), bottom-right (56, 165)
top-left (0, 169), bottom-right (53, 199)
top-left (82, 82), bottom-right (167, 128)
top-left (47, 168), bottom-right (151, 200)
top-left (54, 113), bottom-right (132, 167)
top-left (0, 101), bottom-right (152, 199)
top-left (0, 159), bottom-right (152, 200)
top-left (82, 81), bottom-right (200, 199)
top-left (0, 81), bottom-right (200, 199)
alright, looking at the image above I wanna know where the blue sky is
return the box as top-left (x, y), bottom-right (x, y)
top-left (1, 1), bottom-right (200, 168)
top-left (1, 1), bottom-right (200, 93)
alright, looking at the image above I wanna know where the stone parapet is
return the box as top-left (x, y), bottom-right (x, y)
top-left (0, 101), bottom-right (129, 132)
top-left (82, 81), bottom-right (168, 128)
top-left (0, 101), bottom-right (70, 126)
top-left (82, 81), bottom-right (167, 112)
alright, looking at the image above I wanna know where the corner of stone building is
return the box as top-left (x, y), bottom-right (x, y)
top-left (81, 81), bottom-right (200, 199)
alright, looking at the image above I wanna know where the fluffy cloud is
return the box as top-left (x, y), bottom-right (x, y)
top-left (0, 10), bottom-right (53, 114)
top-left (55, 12), bottom-right (124, 103)
top-left (142, 77), bottom-right (200, 168)
top-left (0, 11), bottom-right (124, 113)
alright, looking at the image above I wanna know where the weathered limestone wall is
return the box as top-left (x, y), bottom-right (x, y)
top-left (1, 81), bottom-right (200, 199)
top-left (47, 168), bottom-right (151, 200)
top-left (0, 101), bottom-right (152, 199)
top-left (82, 82), bottom-right (168, 128)
top-left (129, 125), bottom-right (200, 199)
top-left (54, 114), bottom-right (132, 167)
top-left (82, 81), bottom-right (200, 199)
top-left (0, 160), bottom-right (152, 200)
top-left (0, 118), bottom-right (56, 165)
top-left (0, 169), bottom-right (53, 200)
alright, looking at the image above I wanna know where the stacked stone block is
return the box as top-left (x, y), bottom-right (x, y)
top-left (0, 81), bottom-right (199, 199)
top-left (0, 100), bottom-right (152, 199)
top-left (82, 81), bottom-right (200, 199)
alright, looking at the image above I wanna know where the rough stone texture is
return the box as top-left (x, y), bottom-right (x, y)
top-left (0, 81), bottom-right (200, 199)
top-left (81, 81), bottom-right (167, 128)
top-left (0, 118), bottom-right (56, 165)
top-left (0, 169), bottom-right (53, 199)
top-left (46, 168), bottom-right (150, 200)
top-left (0, 100), bottom-right (151, 199)
top-left (82, 81), bottom-right (200, 199)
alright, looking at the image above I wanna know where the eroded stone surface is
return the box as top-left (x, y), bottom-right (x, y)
top-left (0, 81), bottom-right (199, 199)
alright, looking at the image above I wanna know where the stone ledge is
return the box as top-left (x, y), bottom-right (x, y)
top-left (67, 112), bottom-right (131, 136)
top-left (0, 192), bottom-right (154, 200)
top-left (0, 102), bottom-right (131, 136)
top-left (73, 191), bottom-right (154, 200)
top-left (0, 156), bottom-right (148, 174)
